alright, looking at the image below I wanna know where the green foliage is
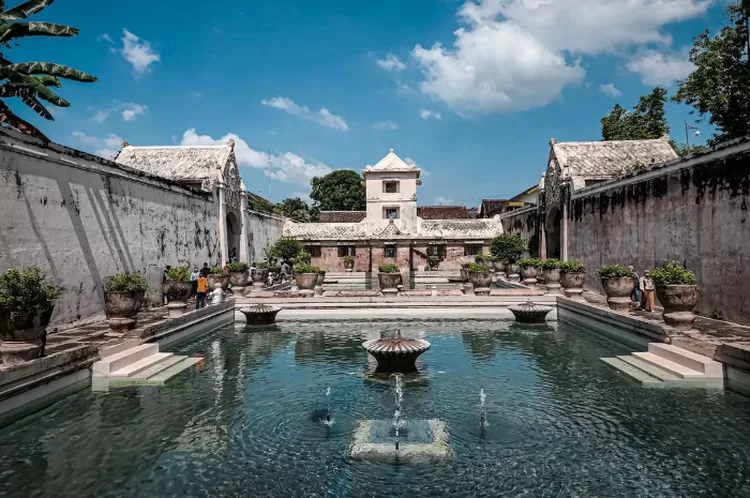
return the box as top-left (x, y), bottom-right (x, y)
top-left (428, 255), bottom-right (442, 262)
top-left (253, 261), bottom-right (270, 269)
top-left (490, 235), bottom-right (527, 263)
top-left (249, 196), bottom-right (276, 214)
top-left (673, 5), bottom-right (750, 144)
top-left (0, 266), bottom-right (61, 312)
top-left (295, 252), bottom-right (311, 265)
top-left (540, 258), bottom-right (562, 270)
top-left (342, 255), bottom-right (355, 263)
top-left (672, 142), bottom-right (708, 158)
top-left (294, 264), bottom-right (320, 274)
top-left (209, 265), bottom-right (226, 275)
top-left (474, 253), bottom-right (495, 263)
top-left (465, 262), bottom-right (490, 273)
top-left (518, 258), bottom-right (542, 268)
top-left (310, 170), bottom-right (366, 211)
top-left (227, 262), bottom-right (249, 273)
top-left (596, 264), bottom-right (636, 279)
top-left (278, 197), bottom-right (313, 223)
top-left (601, 88), bottom-right (670, 141)
top-left (165, 265), bottom-right (191, 282)
top-left (104, 272), bottom-right (148, 293)
top-left (559, 260), bottom-right (586, 273)
top-left (0, 0), bottom-right (97, 141)
top-left (649, 261), bottom-right (697, 286)
top-left (269, 236), bottom-right (303, 261)
top-left (378, 263), bottom-right (400, 273)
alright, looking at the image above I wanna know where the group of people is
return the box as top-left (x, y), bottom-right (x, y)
top-left (189, 263), bottom-right (226, 309)
top-left (629, 266), bottom-right (655, 312)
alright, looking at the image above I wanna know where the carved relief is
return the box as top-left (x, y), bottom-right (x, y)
top-left (224, 159), bottom-right (242, 210)
top-left (375, 220), bottom-right (406, 238)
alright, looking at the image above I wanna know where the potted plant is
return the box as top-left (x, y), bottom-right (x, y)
top-left (0, 267), bottom-right (62, 365)
top-left (251, 261), bottom-right (270, 287)
top-left (559, 260), bottom-right (586, 300)
top-left (596, 264), bottom-right (636, 312)
top-left (540, 259), bottom-right (562, 294)
top-left (377, 263), bottom-right (402, 291)
top-left (428, 255), bottom-right (441, 271)
top-left (491, 235), bottom-right (526, 281)
top-left (460, 262), bottom-right (472, 283)
top-left (295, 264), bottom-right (321, 290)
top-left (208, 265), bottom-right (230, 290)
top-left (467, 262), bottom-right (492, 289)
top-left (104, 271), bottom-right (148, 331)
top-left (342, 255), bottom-right (355, 272)
top-left (165, 266), bottom-right (192, 317)
top-left (228, 262), bottom-right (250, 292)
top-left (650, 261), bottom-right (699, 330)
top-left (518, 258), bottom-right (542, 287)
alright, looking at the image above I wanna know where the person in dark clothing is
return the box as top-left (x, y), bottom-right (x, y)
top-left (200, 262), bottom-right (210, 277)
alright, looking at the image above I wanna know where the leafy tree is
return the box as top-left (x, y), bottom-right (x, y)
top-left (672, 143), bottom-right (708, 158)
top-left (310, 170), bottom-right (366, 212)
top-left (0, 0), bottom-right (97, 141)
top-left (601, 88), bottom-right (670, 141)
top-left (248, 196), bottom-right (276, 214)
top-left (277, 197), bottom-right (313, 222)
top-left (268, 236), bottom-right (303, 261)
top-left (673, 4), bottom-right (750, 144)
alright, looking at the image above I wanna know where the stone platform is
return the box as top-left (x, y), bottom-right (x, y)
top-left (349, 419), bottom-right (450, 461)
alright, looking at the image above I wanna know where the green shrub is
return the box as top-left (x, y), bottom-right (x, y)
top-left (342, 255), bottom-right (355, 263)
top-left (540, 258), bottom-right (562, 270)
top-left (253, 261), bottom-right (270, 269)
top-left (490, 235), bottom-right (526, 263)
top-left (209, 265), bottom-right (226, 275)
top-left (228, 262), bottom-right (249, 273)
top-left (104, 272), bottom-right (149, 292)
top-left (428, 255), bottom-right (442, 262)
top-left (295, 264), bottom-right (320, 274)
top-left (596, 264), bottom-right (635, 279)
top-left (475, 253), bottom-right (495, 263)
top-left (518, 258), bottom-right (542, 268)
top-left (465, 262), bottom-right (490, 273)
top-left (559, 260), bottom-right (586, 273)
top-left (295, 252), bottom-right (312, 265)
top-left (269, 236), bottom-right (303, 261)
top-left (0, 267), bottom-right (62, 313)
top-left (378, 263), bottom-right (400, 273)
top-left (165, 265), bottom-right (191, 282)
top-left (649, 261), bottom-right (697, 286)
top-left (461, 262), bottom-right (473, 269)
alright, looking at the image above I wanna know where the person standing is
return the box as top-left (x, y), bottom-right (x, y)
top-left (200, 262), bottom-right (210, 277)
top-left (196, 273), bottom-right (209, 309)
top-left (190, 266), bottom-right (200, 297)
top-left (628, 265), bottom-right (641, 309)
top-left (640, 271), bottom-right (655, 312)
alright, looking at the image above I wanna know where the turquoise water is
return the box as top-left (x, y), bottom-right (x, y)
top-left (1, 320), bottom-right (750, 497)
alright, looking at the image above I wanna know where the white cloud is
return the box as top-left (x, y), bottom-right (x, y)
top-left (599, 83), bottom-right (623, 98)
top-left (405, 156), bottom-right (430, 176)
top-left (435, 196), bottom-right (455, 205)
top-left (412, 0), bottom-right (711, 115)
top-left (372, 120), bottom-right (399, 131)
top-left (191, 91), bottom-right (203, 98)
top-left (376, 53), bottom-right (406, 71)
top-left (625, 48), bottom-right (694, 86)
top-left (92, 110), bottom-right (109, 123)
top-left (97, 33), bottom-right (113, 44)
top-left (121, 103), bottom-right (148, 121)
top-left (121, 29), bottom-right (160, 75)
top-left (261, 96), bottom-right (349, 131)
top-left (180, 128), bottom-right (332, 187)
top-left (72, 131), bottom-right (123, 159)
top-left (419, 108), bottom-right (442, 120)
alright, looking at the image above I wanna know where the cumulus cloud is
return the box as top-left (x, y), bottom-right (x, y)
top-left (72, 131), bottom-right (123, 159)
top-left (97, 33), bottom-right (113, 44)
top-left (372, 120), bottom-right (399, 131)
top-left (625, 48), bottom-right (694, 86)
top-left (435, 196), bottom-right (455, 205)
top-left (419, 108), bottom-right (442, 120)
top-left (261, 96), bottom-right (349, 131)
top-left (376, 53), bottom-right (406, 71)
top-left (599, 83), bottom-right (623, 98)
top-left (120, 29), bottom-right (160, 75)
top-left (92, 110), bottom-right (109, 123)
top-left (180, 128), bottom-right (332, 187)
top-left (412, 0), bottom-right (710, 115)
top-left (121, 103), bottom-right (148, 121)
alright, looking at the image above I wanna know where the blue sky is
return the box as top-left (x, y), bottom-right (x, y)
top-left (8, 0), bottom-right (730, 206)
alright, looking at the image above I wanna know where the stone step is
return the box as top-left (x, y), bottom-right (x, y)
top-left (129, 354), bottom-right (187, 379)
top-left (147, 357), bottom-right (202, 384)
top-left (98, 339), bottom-right (140, 359)
top-left (632, 352), bottom-right (706, 379)
top-left (648, 343), bottom-right (723, 377)
top-left (600, 357), bottom-right (664, 386)
top-left (108, 352), bottom-right (174, 379)
top-left (93, 343), bottom-right (158, 376)
top-left (616, 355), bottom-right (682, 383)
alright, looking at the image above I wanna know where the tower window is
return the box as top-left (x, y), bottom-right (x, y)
top-left (384, 246), bottom-right (396, 258)
top-left (384, 207), bottom-right (400, 219)
top-left (383, 181), bottom-right (400, 193)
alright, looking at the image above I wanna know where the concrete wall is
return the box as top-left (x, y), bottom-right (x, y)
top-left (568, 141), bottom-right (750, 325)
top-left (244, 210), bottom-right (284, 264)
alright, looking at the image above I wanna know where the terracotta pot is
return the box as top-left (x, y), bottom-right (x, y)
top-left (469, 271), bottom-right (492, 289)
top-left (230, 271), bottom-right (249, 288)
top-left (105, 290), bottom-right (142, 319)
top-left (520, 266), bottom-right (539, 287)
top-left (251, 268), bottom-right (269, 285)
top-left (165, 281), bottom-right (192, 302)
top-left (296, 273), bottom-right (318, 290)
top-left (316, 270), bottom-right (326, 286)
top-left (378, 272), bottom-right (403, 290)
top-left (208, 273), bottom-right (230, 289)
top-left (656, 284), bottom-right (699, 330)
top-left (601, 276), bottom-right (635, 312)
top-left (493, 260), bottom-right (506, 273)
top-left (560, 272), bottom-right (586, 300)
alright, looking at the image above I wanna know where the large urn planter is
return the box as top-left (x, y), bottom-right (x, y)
top-left (560, 272), bottom-right (585, 300)
top-left (460, 268), bottom-right (470, 283)
top-left (316, 270), bottom-right (326, 287)
top-left (469, 271), bottom-right (492, 290)
top-left (230, 271), bottom-right (249, 294)
top-left (251, 268), bottom-right (269, 289)
top-left (428, 258), bottom-right (440, 271)
top-left (164, 280), bottom-right (191, 318)
top-left (343, 257), bottom-right (355, 273)
top-left (542, 268), bottom-right (562, 295)
top-left (208, 273), bottom-right (230, 290)
top-left (505, 263), bottom-right (521, 283)
top-left (519, 263), bottom-right (539, 287)
top-left (0, 306), bottom-right (54, 366)
top-left (105, 290), bottom-right (143, 331)
top-left (656, 285), bottom-right (699, 330)
top-left (378, 272), bottom-right (403, 294)
top-left (492, 260), bottom-right (505, 273)
top-left (601, 276), bottom-right (635, 312)
top-left (295, 272), bottom-right (318, 290)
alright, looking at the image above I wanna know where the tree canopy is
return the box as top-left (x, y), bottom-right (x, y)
top-left (673, 4), bottom-right (750, 144)
top-left (600, 87), bottom-right (670, 141)
top-left (310, 170), bottom-right (366, 212)
top-left (277, 197), bottom-right (314, 222)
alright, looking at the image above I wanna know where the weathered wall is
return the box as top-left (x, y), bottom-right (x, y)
top-left (500, 207), bottom-right (540, 257)
top-left (0, 132), bottom-right (221, 326)
top-left (569, 142), bottom-right (750, 325)
top-left (244, 210), bottom-right (284, 264)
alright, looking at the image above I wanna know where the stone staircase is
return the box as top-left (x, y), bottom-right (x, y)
top-left (92, 340), bottom-right (201, 388)
top-left (601, 343), bottom-right (724, 388)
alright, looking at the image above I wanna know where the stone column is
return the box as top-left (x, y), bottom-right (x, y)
top-left (218, 182), bottom-right (228, 266)
top-left (539, 211), bottom-right (547, 260)
top-left (239, 192), bottom-right (249, 264)
top-left (562, 199), bottom-right (568, 261)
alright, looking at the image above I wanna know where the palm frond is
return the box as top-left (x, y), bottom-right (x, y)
top-left (0, 22), bottom-right (79, 44)
top-left (0, 100), bottom-right (49, 141)
top-left (0, 62), bottom-right (97, 82)
top-left (0, 0), bottom-right (55, 22)
top-left (20, 93), bottom-right (53, 120)
top-left (33, 75), bottom-right (60, 87)
top-left (8, 73), bottom-right (68, 106)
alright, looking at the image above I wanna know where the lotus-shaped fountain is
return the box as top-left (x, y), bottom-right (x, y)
top-left (362, 329), bottom-right (431, 373)
top-left (508, 301), bottom-right (553, 323)
top-left (239, 303), bottom-right (281, 325)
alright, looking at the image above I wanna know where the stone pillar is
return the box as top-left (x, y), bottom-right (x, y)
top-left (562, 199), bottom-right (568, 261)
top-left (239, 192), bottom-right (249, 264)
top-left (539, 217), bottom-right (547, 260)
top-left (218, 182), bottom-right (228, 266)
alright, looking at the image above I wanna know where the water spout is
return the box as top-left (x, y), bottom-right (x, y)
top-left (480, 388), bottom-right (488, 430)
top-left (323, 387), bottom-right (334, 426)
top-left (390, 373), bottom-right (405, 454)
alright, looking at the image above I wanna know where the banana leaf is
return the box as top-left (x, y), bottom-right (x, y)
top-left (0, 22), bottom-right (79, 44)
top-left (0, 62), bottom-right (97, 82)
top-left (20, 93), bottom-right (53, 120)
top-left (0, 0), bottom-right (55, 22)
top-left (0, 100), bottom-right (49, 141)
top-left (7, 72), bottom-right (68, 106)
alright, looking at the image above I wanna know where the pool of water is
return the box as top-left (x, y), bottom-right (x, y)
top-left (2, 320), bottom-right (750, 497)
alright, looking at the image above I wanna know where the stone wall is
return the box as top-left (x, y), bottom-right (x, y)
top-left (244, 210), bottom-right (284, 264)
top-left (568, 140), bottom-right (750, 325)
top-left (500, 207), bottom-right (540, 257)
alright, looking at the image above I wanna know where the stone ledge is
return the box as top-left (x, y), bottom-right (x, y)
top-left (137, 300), bottom-right (235, 342)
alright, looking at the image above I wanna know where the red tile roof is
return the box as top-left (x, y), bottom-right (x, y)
top-left (317, 211), bottom-right (366, 223)
top-left (417, 206), bottom-right (470, 220)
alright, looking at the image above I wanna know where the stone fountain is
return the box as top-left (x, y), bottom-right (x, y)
top-left (362, 329), bottom-right (431, 374)
top-left (508, 301), bottom-right (553, 323)
top-left (239, 303), bottom-right (281, 325)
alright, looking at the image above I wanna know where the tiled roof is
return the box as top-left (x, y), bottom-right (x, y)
top-left (417, 206), bottom-right (470, 219)
top-left (420, 219), bottom-right (503, 240)
top-left (479, 199), bottom-right (509, 218)
top-left (283, 221), bottom-right (366, 240)
top-left (115, 143), bottom-right (233, 183)
top-left (364, 149), bottom-right (419, 173)
top-left (317, 211), bottom-right (366, 223)
top-left (552, 137), bottom-right (678, 178)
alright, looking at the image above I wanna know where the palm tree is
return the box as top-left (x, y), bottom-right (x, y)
top-left (0, 0), bottom-right (97, 141)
